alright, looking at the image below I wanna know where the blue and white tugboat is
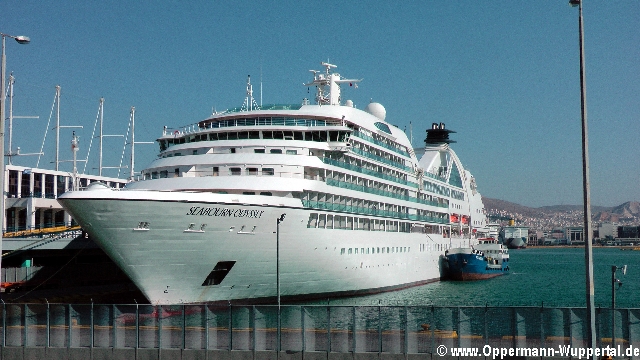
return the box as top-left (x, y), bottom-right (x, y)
top-left (443, 238), bottom-right (509, 281)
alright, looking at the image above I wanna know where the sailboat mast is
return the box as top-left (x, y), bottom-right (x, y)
top-left (99, 98), bottom-right (104, 176)
top-left (7, 74), bottom-right (13, 164)
top-left (130, 107), bottom-right (135, 180)
top-left (55, 85), bottom-right (60, 171)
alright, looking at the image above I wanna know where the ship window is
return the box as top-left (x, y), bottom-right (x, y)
top-left (230, 168), bottom-right (241, 175)
top-left (209, 133), bottom-right (218, 141)
top-left (340, 248), bottom-right (345, 255)
top-left (249, 131), bottom-right (260, 139)
top-left (260, 192), bottom-right (272, 196)
top-left (174, 168), bottom-right (179, 177)
top-left (286, 150), bottom-right (297, 155)
top-left (218, 133), bottom-right (228, 140)
top-left (247, 168), bottom-right (258, 175)
top-left (262, 168), bottom-right (274, 176)
top-left (230, 148), bottom-right (236, 153)
top-left (326, 215), bottom-right (333, 228)
top-left (213, 167), bottom-right (219, 176)
top-left (242, 192), bottom-right (255, 195)
top-left (294, 132), bottom-right (303, 140)
top-left (192, 150), bottom-right (198, 155)
top-left (348, 248), bottom-right (352, 255)
top-left (448, 162), bottom-right (463, 188)
top-left (270, 149), bottom-right (282, 154)
top-left (151, 172), bottom-right (158, 179)
top-left (273, 131), bottom-right (284, 140)
top-left (374, 122), bottom-right (392, 134)
top-left (307, 213), bottom-right (318, 228)
top-left (201, 261), bottom-right (236, 286)
top-left (160, 171), bottom-right (168, 178)
top-left (238, 131), bottom-right (249, 139)
top-left (329, 131), bottom-right (339, 142)
top-left (318, 214), bottom-right (326, 228)
top-left (284, 131), bottom-right (294, 140)
top-left (228, 132), bottom-right (238, 140)
top-left (254, 149), bottom-right (265, 153)
top-left (262, 131), bottom-right (273, 139)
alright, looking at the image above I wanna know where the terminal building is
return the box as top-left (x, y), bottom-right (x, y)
top-left (3, 164), bottom-right (128, 235)
top-left (0, 165), bottom-right (139, 303)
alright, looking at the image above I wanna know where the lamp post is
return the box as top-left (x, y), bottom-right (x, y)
top-left (611, 265), bottom-right (626, 350)
top-left (568, 0), bottom-right (596, 354)
top-left (0, 32), bottom-right (30, 280)
top-left (276, 213), bottom-right (285, 357)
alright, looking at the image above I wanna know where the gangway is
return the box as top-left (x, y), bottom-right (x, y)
top-left (3, 224), bottom-right (81, 239)
top-left (1, 229), bottom-right (80, 259)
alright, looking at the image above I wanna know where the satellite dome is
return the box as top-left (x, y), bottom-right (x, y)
top-left (345, 99), bottom-right (354, 107)
top-left (364, 102), bottom-right (386, 121)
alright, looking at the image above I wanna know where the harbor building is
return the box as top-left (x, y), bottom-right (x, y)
top-left (618, 226), bottom-right (640, 239)
top-left (498, 225), bottom-right (529, 248)
top-left (598, 222), bottom-right (618, 240)
top-left (565, 226), bottom-right (584, 244)
top-left (2, 164), bottom-right (127, 235)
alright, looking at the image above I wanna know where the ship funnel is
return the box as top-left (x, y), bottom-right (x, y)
top-left (425, 122), bottom-right (456, 145)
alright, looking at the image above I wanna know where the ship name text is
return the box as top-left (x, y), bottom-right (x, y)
top-left (186, 206), bottom-right (264, 219)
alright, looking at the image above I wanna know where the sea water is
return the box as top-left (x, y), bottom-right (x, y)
top-left (306, 247), bottom-right (640, 308)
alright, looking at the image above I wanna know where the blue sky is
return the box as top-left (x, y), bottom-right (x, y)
top-left (2, 1), bottom-right (638, 208)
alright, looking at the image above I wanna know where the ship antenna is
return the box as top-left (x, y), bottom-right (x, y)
top-left (241, 75), bottom-right (260, 112)
top-left (260, 64), bottom-right (263, 107)
top-left (410, 121), bottom-right (413, 147)
top-left (303, 62), bottom-right (362, 106)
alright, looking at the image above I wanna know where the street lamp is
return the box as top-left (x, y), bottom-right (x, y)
top-left (276, 213), bottom-right (285, 358)
top-left (0, 32), bottom-right (30, 281)
top-left (569, 0), bottom-right (596, 354)
top-left (611, 265), bottom-right (627, 350)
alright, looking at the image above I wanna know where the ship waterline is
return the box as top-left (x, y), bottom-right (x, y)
top-left (59, 62), bottom-right (488, 304)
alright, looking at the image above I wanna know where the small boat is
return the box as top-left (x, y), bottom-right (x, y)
top-left (443, 238), bottom-right (509, 281)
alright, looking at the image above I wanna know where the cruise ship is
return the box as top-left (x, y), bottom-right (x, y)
top-left (59, 62), bottom-right (488, 304)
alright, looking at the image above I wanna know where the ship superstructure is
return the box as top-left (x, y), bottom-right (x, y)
top-left (59, 62), bottom-right (487, 304)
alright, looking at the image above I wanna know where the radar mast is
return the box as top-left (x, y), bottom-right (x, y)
top-left (304, 62), bottom-right (362, 105)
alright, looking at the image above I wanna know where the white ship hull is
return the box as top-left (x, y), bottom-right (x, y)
top-left (60, 188), bottom-right (470, 304)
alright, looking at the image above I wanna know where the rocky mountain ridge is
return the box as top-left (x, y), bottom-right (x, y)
top-left (483, 198), bottom-right (640, 230)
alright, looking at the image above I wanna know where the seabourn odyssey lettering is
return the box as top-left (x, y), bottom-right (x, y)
top-left (186, 206), bottom-right (264, 219)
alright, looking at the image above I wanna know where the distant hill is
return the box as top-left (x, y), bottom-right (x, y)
top-left (482, 198), bottom-right (639, 229)
top-left (482, 198), bottom-right (545, 218)
top-left (595, 201), bottom-right (640, 223)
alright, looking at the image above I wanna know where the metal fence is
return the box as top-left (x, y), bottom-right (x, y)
top-left (0, 304), bottom-right (638, 354)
